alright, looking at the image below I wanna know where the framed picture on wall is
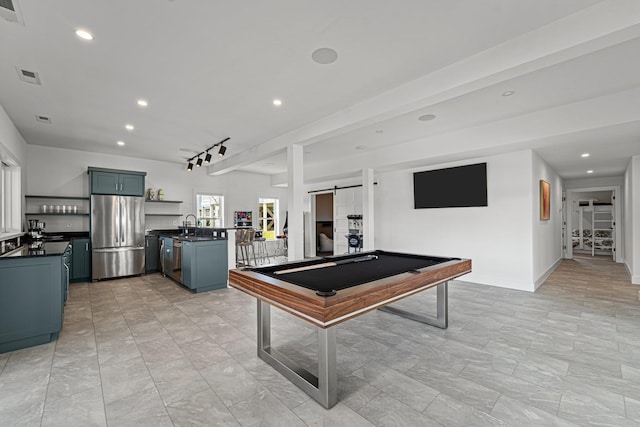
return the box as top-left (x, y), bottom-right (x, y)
top-left (540, 180), bottom-right (550, 220)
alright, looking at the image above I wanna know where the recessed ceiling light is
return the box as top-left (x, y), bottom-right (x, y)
top-left (375, 130), bottom-right (384, 134)
top-left (273, 99), bottom-right (282, 106)
top-left (587, 170), bottom-right (594, 174)
top-left (311, 48), bottom-right (338, 65)
top-left (137, 99), bottom-right (148, 107)
top-left (117, 141), bottom-right (125, 146)
top-left (502, 90), bottom-right (515, 97)
top-left (581, 153), bottom-right (590, 158)
top-left (75, 29), bottom-right (94, 41)
top-left (355, 145), bottom-right (366, 150)
top-left (418, 114), bottom-right (436, 122)
top-left (125, 124), bottom-right (134, 131)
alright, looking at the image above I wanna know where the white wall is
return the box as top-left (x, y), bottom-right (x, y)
top-left (375, 150), bottom-right (536, 291)
top-left (26, 145), bottom-right (288, 234)
top-left (564, 176), bottom-right (624, 189)
top-left (624, 156), bottom-right (640, 284)
top-left (531, 151), bottom-right (563, 289)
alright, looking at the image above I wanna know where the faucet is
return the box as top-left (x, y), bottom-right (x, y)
top-left (184, 214), bottom-right (197, 236)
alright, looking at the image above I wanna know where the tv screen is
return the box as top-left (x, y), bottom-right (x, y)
top-left (413, 163), bottom-right (487, 209)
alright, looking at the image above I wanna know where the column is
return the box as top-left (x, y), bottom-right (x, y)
top-left (362, 168), bottom-right (375, 250)
top-left (287, 144), bottom-right (304, 261)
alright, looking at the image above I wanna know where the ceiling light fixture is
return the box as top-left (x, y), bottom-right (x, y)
top-left (502, 90), bottom-right (515, 97)
top-left (273, 99), bottom-right (282, 106)
top-left (125, 124), bottom-right (134, 131)
top-left (117, 140), bottom-right (125, 146)
top-left (587, 170), bottom-right (594, 174)
top-left (137, 99), bottom-right (148, 107)
top-left (581, 153), bottom-right (590, 158)
top-left (185, 137), bottom-right (230, 171)
top-left (75, 29), bottom-right (93, 41)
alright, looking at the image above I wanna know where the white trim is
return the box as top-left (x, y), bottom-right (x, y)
top-left (534, 257), bottom-right (562, 290)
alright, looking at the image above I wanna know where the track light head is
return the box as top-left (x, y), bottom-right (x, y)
top-left (204, 152), bottom-right (212, 163)
top-left (218, 145), bottom-right (227, 157)
top-left (187, 161), bottom-right (194, 172)
top-left (196, 157), bottom-right (203, 167)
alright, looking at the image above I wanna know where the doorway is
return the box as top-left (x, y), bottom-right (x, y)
top-left (565, 186), bottom-right (621, 262)
top-left (315, 193), bottom-right (334, 256)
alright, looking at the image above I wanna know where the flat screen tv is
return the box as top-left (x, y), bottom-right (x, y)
top-left (413, 163), bottom-right (487, 209)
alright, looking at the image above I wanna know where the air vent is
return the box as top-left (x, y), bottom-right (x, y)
top-left (16, 67), bottom-right (41, 85)
top-left (0, 0), bottom-right (24, 25)
top-left (35, 115), bottom-right (51, 124)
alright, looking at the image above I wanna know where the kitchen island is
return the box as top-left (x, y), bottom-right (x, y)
top-left (0, 240), bottom-right (70, 353)
top-left (159, 229), bottom-right (228, 293)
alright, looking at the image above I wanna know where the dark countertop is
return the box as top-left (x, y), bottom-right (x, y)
top-left (0, 240), bottom-right (70, 258)
top-left (151, 228), bottom-right (228, 241)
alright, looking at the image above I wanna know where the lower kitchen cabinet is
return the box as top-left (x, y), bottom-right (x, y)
top-left (71, 238), bottom-right (91, 282)
top-left (145, 235), bottom-right (159, 273)
top-left (182, 239), bottom-right (228, 293)
top-left (0, 252), bottom-right (66, 353)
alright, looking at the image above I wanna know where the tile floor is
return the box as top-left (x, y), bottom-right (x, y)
top-left (1, 255), bottom-right (640, 426)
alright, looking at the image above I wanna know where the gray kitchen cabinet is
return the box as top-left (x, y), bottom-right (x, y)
top-left (160, 236), bottom-right (228, 293)
top-left (88, 167), bottom-right (146, 196)
top-left (0, 248), bottom-right (66, 353)
top-left (182, 239), bottom-right (228, 293)
top-left (70, 238), bottom-right (91, 282)
top-left (145, 235), bottom-right (160, 273)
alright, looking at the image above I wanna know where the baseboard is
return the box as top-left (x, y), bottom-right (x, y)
top-left (534, 257), bottom-right (563, 290)
top-left (623, 260), bottom-right (640, 285)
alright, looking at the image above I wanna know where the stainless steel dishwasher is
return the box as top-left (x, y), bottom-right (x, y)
top-left (169, 238), bottom-right (182, 283)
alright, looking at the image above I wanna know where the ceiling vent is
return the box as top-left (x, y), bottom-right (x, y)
top-left (16, 67), bottom-right (41, 85)
top-left (0, 0), bottom-right (25, 25)
top-left (35, 115), bottom-right (51, 124)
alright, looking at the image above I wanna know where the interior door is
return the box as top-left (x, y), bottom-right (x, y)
top-left (91, 195), bottom-right (119, 248)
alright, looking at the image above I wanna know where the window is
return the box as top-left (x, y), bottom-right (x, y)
top-left (258, 197), bottom-right (278, 239)
top-left (0, 161), bottom-right (21, 234)
top-left (196, 194), bottom-right (224, 228)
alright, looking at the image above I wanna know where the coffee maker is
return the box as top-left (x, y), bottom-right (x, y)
top-left (27, 219), bottom-right (45, 240)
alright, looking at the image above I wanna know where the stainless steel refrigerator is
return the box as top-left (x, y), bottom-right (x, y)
top-left (91, 195), bottom-right (145, 280)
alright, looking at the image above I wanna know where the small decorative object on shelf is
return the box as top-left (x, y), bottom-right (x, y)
top-left (157, 189), bottom-right (165, 200)
top-left (146, 188), bottom-right (155, 200)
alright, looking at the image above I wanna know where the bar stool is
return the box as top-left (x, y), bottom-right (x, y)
top-left (236, 229), bottom-right (257, 266)
top-left (253, 235), bottom-right (270, 264)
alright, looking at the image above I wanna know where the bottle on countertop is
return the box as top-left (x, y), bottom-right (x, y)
top-left (157, 189), bottom-right (164, 200)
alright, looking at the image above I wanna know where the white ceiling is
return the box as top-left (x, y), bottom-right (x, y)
top-left (0, 0), bottom-right (638, 182)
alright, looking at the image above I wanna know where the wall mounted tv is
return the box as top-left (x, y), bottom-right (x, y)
top-left (413, 162), bottom-right (487, 209)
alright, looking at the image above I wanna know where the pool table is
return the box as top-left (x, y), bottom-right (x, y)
top-left (228, 250), bottom-right (471, 408)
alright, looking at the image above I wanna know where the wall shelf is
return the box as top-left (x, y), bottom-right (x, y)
top-left (145, 200), bottom-right (183, 203)
top-left (26, 213), bottom-right (89, 216)
top-left (26, 195), bottom-right (89, 200)
top-left (145, 213), bottom-right (183, 217)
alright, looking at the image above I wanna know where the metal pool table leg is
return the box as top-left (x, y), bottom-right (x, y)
top-left (378, 281), bottom-right (448, 329)
top-left (257, 300), bottom-right (338, 409)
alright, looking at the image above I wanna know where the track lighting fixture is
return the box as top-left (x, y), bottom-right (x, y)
top-left (184, 137), bottom-right (230, 171)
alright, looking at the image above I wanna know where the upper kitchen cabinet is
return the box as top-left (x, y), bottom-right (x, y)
top-left (88, 167), bottom-right (146, 196)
